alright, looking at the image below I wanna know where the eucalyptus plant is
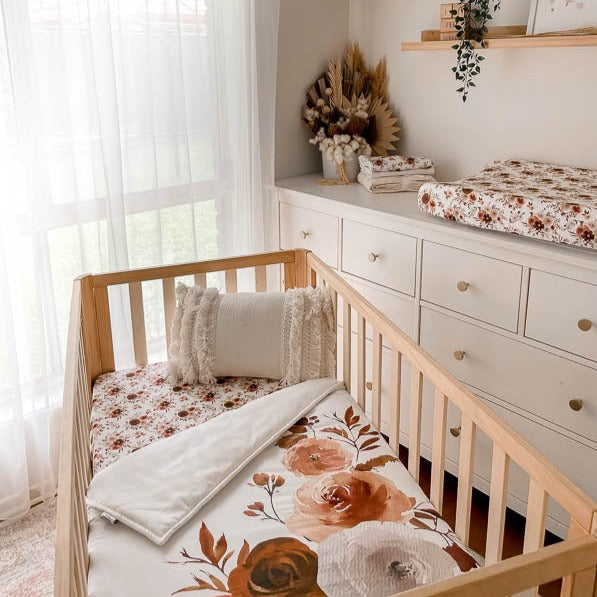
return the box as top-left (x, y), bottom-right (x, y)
top-left (451, 0), bottom-right (502, 102)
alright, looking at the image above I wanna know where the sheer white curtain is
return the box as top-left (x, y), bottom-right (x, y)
top-left (0, 0), bottom-right (279, 520)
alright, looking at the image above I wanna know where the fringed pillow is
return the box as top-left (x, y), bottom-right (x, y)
top-left (168, 285), bottom-right (336, 386)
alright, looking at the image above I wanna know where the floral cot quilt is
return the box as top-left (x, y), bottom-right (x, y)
top-left (87, 377), bottom-right (479, 597)
top-left (418, 159), bottom-right (597, 250)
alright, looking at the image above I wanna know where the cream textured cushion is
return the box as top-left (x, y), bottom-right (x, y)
top-left (168, 285), bottom-right (336, 385)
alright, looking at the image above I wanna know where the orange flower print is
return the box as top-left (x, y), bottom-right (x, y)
top-left (282, 438), bottom-right (352, 476)
top-left (228, 537), bottom-right (324, 597)
top-left (285, 470), bottom-right (415, 542)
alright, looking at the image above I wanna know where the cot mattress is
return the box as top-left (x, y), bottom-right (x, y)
top-left (86, 379), bottom-right (480, 597)
top-left (91, 362), bottom-right (282, 472)
top-left (418, 159), bottom-right (597, 249)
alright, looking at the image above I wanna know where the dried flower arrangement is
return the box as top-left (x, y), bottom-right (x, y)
top-left (303, 42), bottom-right (399, 185)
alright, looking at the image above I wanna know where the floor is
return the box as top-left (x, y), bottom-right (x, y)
top-left (0, 455), bottom-right (561, 597)
top-left (0, 498), bottom-right (56, 597)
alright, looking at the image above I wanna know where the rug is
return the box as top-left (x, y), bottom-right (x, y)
top-left (0, 498), bottom-right (56, 597)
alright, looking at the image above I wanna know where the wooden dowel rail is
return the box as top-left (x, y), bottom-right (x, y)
top-left (485, 445), bottom-right (510, 565)
top-left (194, 272), bottom-right (207, 287)
top-left (388, 349), bottom-right (402, 454)
top-left (129, 282), bottom-right (148, 366)
top-left (371, 329), bottom-right (383, 429)
top-left (455, 415), bottom-right (476, 546)
top-left (356, 315), bottom-right (366, 409)
top-left (254, 265), bottom-right (267, 292)
top-left (408, 367), bottom-right (423, 483)
top-left (343, 301), bottom-right (352, 393)
top-left (162, 277), bottom-right (176, 351)
top-left (430, 388), bottom-right (448, 514)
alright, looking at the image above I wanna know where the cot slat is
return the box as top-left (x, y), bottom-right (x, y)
top-left (430, 388), bottom-right (448, 513)
top-left (162, 277), bottom-right (176, 351)
top-left (371, 330), bottom-right (382, 429)
top-left (129, 282), bottom-right (148, 366)
top-left (455, 414), bottom-right (476, 546)
top-left (523, 478), bottom-right (548, 596)
top-left (388, 349), bottom-right (402, 453)
top-left (485, 445), bottom-right (510, 565)
top-left (343, 302), bottom-right (352, 392)
top-left (225, 269), bottom-right (238, 293)
top-left (194, 272), bottom-right (207, 287)
top-left (255, 265), bottom-right (267, 292)
top-left (408, 368), bottom-right (423, 482)
top-left (524, 478), bottom-right (548, 551)
top-left (94, 286), bottom-right (114, 373)
top-left (356, 316), bottom-right (366, 409)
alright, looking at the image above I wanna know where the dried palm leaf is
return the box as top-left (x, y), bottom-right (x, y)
top-left (306, 76), bottom-right (328, 107)
top-left (327, 59), bottom-right (344, 110)
top-left (371, 57), bottom-right (389, 103)
top-left (369, 97), bottom-right (400, 156)
top-left (346, 41), bottom-right (366, 75)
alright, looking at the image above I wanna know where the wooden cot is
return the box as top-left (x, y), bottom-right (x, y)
top-left (55, 249), bottom-right (597, 597)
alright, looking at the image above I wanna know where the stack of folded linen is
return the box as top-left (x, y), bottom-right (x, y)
top-left (358, 155), bottom-right (436, 193)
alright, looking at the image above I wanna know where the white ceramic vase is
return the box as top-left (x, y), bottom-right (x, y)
top-left (322, 153), bottom-right (359, 182)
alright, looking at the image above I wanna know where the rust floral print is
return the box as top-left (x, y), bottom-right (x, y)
top-left (166, 394), bottom-right (477, 595)
top-left (91, 362), bottom-right (281, 472)
top-left (285, 470), bottom-right (415, 542)
top-left (282, 438), bottom-right (353, 476)
top-left (418, 159), bottom-right (597, 249)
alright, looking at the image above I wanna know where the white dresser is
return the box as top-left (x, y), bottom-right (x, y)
top-left (277, 174), bottom-right (597, 537)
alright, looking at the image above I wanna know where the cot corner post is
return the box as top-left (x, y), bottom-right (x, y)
top-left (293, 249), bottom-right (311, 288)
top-left (79, 275), bottom-right (105, 385)
top-left (560, 515), bottom-right (597, 597)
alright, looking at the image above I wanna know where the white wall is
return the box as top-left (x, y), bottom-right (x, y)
top-left (275, 0), bottom-right (349, 179)
top-left (347, 0), bottom-right (597, 181)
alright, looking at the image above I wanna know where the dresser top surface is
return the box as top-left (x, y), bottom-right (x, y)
top-left (276, 174), bottom-right (597, 272)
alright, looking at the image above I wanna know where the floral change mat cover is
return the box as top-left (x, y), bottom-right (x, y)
top-left (87, 384), bottom-right (479, 597)
top-left (418, 159), bottom-right (597, 249)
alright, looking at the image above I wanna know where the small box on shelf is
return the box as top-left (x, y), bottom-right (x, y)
top-left (440, 3), bottom-right (464, 41)
top-left (440, 3), bottom-right (463, 19)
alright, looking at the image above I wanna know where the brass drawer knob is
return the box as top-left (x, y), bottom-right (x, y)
top-left (450, 426), bottom-right (461, 438)
top-left (457, 281), bottom-right (470, 293)
top-left (569, 399), bottom-right (584, 412)
top-left (299, 230), bottom-right (310, 240)
top-left (453, 350), bottom-right (466, 361)
top-left (366, 381), bottom-right (373, 391)
top-left (368, 252), bottom-right (380, 263)
top-left (578, 319), bottom-right (593, 332)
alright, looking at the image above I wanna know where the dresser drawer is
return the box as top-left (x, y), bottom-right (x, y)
top-left (457, 398), bottom-right (596, 535)
top-left (420, 307), bottom-right (597, 444)
top-left (337, 275), bottom-right (416, 340)
top-left (421, 242), bottom-right (522, 332)
top-left (342, 220), bottom-right (417, 296)
top-left (279, 203), bottom-right (338, 267)
top-left (526, 270), bottom-right (597, 362)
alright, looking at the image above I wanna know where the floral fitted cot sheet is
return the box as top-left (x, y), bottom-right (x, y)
top-left (418, 159), bottom-right (597, 249)
top-left (87, 379), bottom-right (480, 597)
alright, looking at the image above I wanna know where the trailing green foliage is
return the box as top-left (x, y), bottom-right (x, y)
top-left (451, 0), bottom-right (502, 102)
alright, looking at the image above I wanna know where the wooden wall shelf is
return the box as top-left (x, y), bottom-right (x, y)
top-left (401, 34), bottom-right (597, 51)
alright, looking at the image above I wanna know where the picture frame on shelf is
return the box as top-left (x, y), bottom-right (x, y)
top-left (527, 0), bottom-right (597, 34)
